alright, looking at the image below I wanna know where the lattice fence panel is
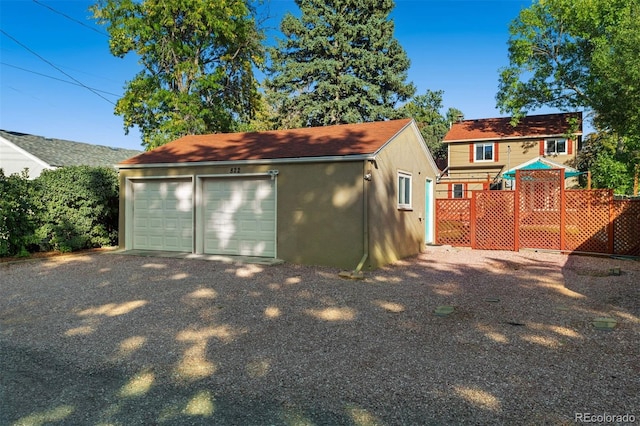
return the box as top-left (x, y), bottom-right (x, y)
top-left (474, 191), bottom-right (515, 250)
top-left (436, 199), bottom-right (471, 247)
top-left (564, 190), bottom-right (611, 253)
top-left (517, 169), bottom-right (563, 250)
top-left (613, 199), bottom-right (640, 255)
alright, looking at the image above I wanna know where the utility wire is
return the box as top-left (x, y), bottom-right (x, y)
top-left (0, 30), bottom-right (115, 105)
top-left (1, 62), bottom-right (121, 97)
top-left (32, 0), bottom-right (108, 37)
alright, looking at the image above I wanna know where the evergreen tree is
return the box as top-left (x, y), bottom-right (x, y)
top-left (266, 0), bottom-right (415, 128)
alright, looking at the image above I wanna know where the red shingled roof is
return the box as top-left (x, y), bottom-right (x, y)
top-left (120, 119), bottom-right (413, 165)
top-left (443, 112), bottom-right (582, 143)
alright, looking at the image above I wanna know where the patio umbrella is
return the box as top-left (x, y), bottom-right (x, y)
top-left (502, 159), bottom-right (582, 180)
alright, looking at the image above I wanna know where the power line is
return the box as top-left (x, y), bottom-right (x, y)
top-left (1, 62), bottom-right (121, 97)
top-left (32, 0), bottom-right (108, 37)
top-left (0, 30), bottom-right (115, 105)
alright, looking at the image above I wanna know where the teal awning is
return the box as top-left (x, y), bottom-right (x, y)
top-left (502, 160), bottom-right (582, 180)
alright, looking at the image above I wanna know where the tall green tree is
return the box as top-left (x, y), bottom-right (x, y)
top-left (92, 0), bottom-right (264, 149)
top-left (266, 0), bottom-right (415, 128)
top-left (399, 90), bottom-right (463, 161)
top-left (496, 0), bottom-right (590, 118)
top-left (580, 0), bottom-right (640, 143)
top-left (496, 0), bottom-right (639, 193)
top-left (498, 0), bottom-right (640, 135)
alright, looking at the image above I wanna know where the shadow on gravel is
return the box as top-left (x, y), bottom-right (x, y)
top-left (2, 345), bottom-right (357, 425)
top-left (1, 248), bottom-right (638, 425)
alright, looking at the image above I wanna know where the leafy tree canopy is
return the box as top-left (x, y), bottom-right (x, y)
top-left (497, 0), bottom-right (639, 193)
top-left (265, 0), bottom-right (415, 128)
top-left (497, 0), bottom-right (639, 137)
top-left (577, 131), bottom-right (638, 195)
top-left (92, 0), bottom-right (264, 149)
top-left (399, 90), bottom-right (463, 161)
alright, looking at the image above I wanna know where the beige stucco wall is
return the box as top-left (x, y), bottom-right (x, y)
top-left (276, 161), bottom-right (365, 269)
top-left (367, 124), bottom-right (438, 268)
top-left (118, 161), bottom-right (366, 269)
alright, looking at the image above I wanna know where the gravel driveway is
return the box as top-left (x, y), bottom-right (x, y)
top-left (1, 247), bottom-right (638, 425)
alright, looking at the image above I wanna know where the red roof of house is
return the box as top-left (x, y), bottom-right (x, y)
top-left (119, 119), bottom-right (413, 165)
top-left (443, 112), bottom-right (582, 143)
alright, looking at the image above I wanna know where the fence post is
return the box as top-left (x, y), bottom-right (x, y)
top-left (435, 199), bottom-right (439, 245)
top-left (608, 189), bottom-right (614, 254)
top-left (514, 170), bottom-right (520, 251)
top-left (560, 169), bottom-right (566, 251)
top-left (470, 192), bottom-right (476, 249)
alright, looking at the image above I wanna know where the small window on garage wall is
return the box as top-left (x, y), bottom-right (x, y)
top-left (398, 171), bottom-right (412, 210)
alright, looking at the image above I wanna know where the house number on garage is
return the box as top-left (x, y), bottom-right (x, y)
top-left (230, 167), bottom-right (241, 174)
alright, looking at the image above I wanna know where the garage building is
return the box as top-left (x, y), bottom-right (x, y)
top-left (117, 118), bottom-right (439, 270)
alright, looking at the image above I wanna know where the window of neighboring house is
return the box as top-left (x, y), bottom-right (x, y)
top-left (398, 171), bottom-right (412, 209)
top-left (545, 139), bottom-right (567, 155)
top-left (452, 183), bottom-right (464, 199)
top-left (475, 143), bottom-right (494, 161)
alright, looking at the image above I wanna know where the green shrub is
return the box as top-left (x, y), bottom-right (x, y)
top-left (0, 169), bottom-right (39, 257)
top-left (33, 166), bottom-right (119, 252)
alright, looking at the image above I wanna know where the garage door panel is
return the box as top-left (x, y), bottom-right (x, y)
top-left (165, 200), bottom-right (178, 210)
top-left (239, 240), bottom-right (265, 255)
top-left (203, 177), bottom-right (276, 257)
top-left (134, 218), bottom-right (148, 227)
top-left (148, 236), bottom-right (163, 247)
top-left (149, 217), bottom-right (164, 226)
top-left (164, 236), bottom-right (179, 248)
top-left (240, 220), bottom-right (257, 232)
top-left (132, 179), bottom-right (193, 252)
top-left (135, 199), bottom-right (149, 210)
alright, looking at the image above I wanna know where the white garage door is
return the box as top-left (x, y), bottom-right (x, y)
top-left (203, 177), bottom-right (276, 257)
top-left (132, 179), bottom-right (193, 252)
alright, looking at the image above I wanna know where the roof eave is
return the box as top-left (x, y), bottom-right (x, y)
top-left (370, 119), bottom-right (414, 156)
top-left (116, 154), bottom-right (377, 169)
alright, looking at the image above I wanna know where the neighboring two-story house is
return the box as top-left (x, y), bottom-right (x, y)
top-left (436, 112), bottom-right (582, 198)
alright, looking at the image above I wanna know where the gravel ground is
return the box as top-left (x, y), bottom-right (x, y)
top-left (1, 247), bottom-right (638, 425)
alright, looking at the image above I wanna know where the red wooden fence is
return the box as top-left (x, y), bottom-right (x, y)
top-left (436, 169), bottom-right (640, 256)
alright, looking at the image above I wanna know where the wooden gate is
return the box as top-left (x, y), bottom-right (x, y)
top-left (435, 169), bottom-right (640, 256)
top-left (474, 191), bottom-right (515, 250)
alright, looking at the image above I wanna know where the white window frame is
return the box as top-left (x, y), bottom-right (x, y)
top-left (397, 171), bottom-right (412, 210)
top-left (545, 138), bottom-right (567, 155)
top-left (474, 142), bottom-right (494, 162)
top-left (452, 183), bottom-right (464, 199)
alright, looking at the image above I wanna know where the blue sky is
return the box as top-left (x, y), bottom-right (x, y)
top-left (1, 0), bottom-right (557, 151)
